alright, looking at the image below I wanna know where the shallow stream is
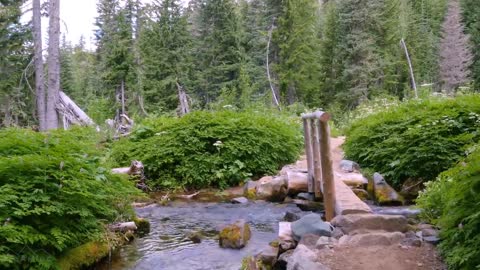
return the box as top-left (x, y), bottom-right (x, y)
top-left (99, 201), bottom-right (303, 270)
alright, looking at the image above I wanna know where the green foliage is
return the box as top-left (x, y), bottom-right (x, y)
top-left (110, 111), bottom-right (302, 189)
top-left (344, 95), bottom-right (480, 188)
top-left (0, 128), bottom-right (141, 269)
top-left (417, 145), bottom-right (480, 269)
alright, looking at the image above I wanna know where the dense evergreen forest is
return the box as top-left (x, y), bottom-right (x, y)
top-left (1, 0), bottom-right (479, 126)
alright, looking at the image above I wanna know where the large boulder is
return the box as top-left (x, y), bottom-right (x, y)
top-left (372, 173), bottom-right (405, 205)
top-left (285, 171), bottom-right (309, 196)
top-left (339, 160), bottom-right (360, 173)
top-left (331, 214), bottom-right (408, 234)
top-left (291, 214), bottom-right (332, 241)
top-left (219, 220), bottom-right (251, 249)
top-left (286, 245), bottom-right (330, 270)
top-left (335, 171), bottom-right (368, 188)
top-left (255, 176), bottom-right (288, 202)
top-left (338, 232), bottom-right (405, 247)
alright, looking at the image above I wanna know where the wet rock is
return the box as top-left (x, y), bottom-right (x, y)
top-left (339, 232), bottom-right (405, 247)
top-left (241, 256), bottom-right (259, 270)
top-left (291, 213), bottom-right (332, 241)
top-left (187, 231), bottom-right (203, 243)
top-left (296, 192), bottom-right (315, 201)
top-left (339, 160), bottom-right (360, 173)
top-left (243, 180), bottom-right (258, 199)
top-left (133, 218), bottom-right (151, 237)
top-left (372, 206), bottom-right (421, 218)
top-left (286, 171), bottom-right (309, 196)
top-left (291, 199), bottom-right (323, 212)
top-left (352, 188), bottom-right (369, 201)
top-left (219, 220), bottom-right (251, 249)
top-left (315, 236), bottom-right (338, 249)
top-left (256, 176), bottom-right (288, 202)
top-left (231, 197), bottom-right (249, 204)
top-left (284, 211), bottom-right (301, 222)
top-left (331, 214), bottom-right (408, 234)
top-left (400, 178), bottom-right (425, 202)
top-left (372, 173), bottom-right (404, 205)
top-left (286, 244), bottom-right (330, 270)
top-left (256, 245), bottom-right (279, 267)
top-left (415, 230), bottom-right (440, 245)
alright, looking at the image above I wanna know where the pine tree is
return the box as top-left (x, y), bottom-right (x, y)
top-left (461, 0), bottom-right (480, 90)
top-left (195, 0), bottom-right (244, 105)
top-left (139, 0), bottom-right (194, 112)
top-left (439, 0), bottom-right (473, 93)
top-left (274, 0), bottom-right (322, 106)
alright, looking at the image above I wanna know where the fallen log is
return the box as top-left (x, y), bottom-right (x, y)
top-left (111, 160), bottom-right (144, 176)
top-left (109, 221), bottom-right (137, 232)
top-left (176, 191), bottom-right (200, 200)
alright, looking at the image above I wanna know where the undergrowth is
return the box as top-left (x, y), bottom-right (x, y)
top-left (109, 110), bottom-right (303, 189)
top-left (344, 95), bottom-right (480, 188)
top-left (0, 128), bottom-right (141, 269)
top-left (417, 145), bottom-right (480, 269)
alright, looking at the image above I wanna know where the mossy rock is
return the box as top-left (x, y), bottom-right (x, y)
top-left (374, 184), bottom-right (405, 206)
top-left (57, 241), bottom-right (110, 270)
top-left (187, 231), bottom-right (203, 243)
top-left (134, 217), bottom-right (151, 236)
top-left (219, 220), bottom-right (251, 249)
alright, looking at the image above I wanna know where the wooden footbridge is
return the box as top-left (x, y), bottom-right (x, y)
top-left (301, 111), bottom-right (372, 221)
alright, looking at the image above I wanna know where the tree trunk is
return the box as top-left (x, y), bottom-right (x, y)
top-left (46, 0), bottom-right (60, 130)
top-left (33, 0), bottom-right (46, 131)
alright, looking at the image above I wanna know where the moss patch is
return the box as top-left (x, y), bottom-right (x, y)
top-left (57, 241), bottom-right (110, 270)
top-left (134, 217), bottom-right (151, 236)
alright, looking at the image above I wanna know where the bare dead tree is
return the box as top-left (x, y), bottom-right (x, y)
top-left (32, 0), bottom-right (46, 131)
top-left (46, 0), bottom-right (60, 129)
top-left (176, 80), bottom-right (190, 117)
top-left (439, 0), bottom-right (474, 94)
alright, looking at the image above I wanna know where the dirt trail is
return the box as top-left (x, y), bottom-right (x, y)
top-left (315, 136), bottom-right (446, 270)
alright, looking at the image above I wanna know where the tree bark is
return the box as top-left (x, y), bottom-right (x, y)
top-left (33, 0), bottom-right (46, 131)
top-left (46, 0), bottom-right (60, 130)
top-left (400, 39), bottom-right (418, 98)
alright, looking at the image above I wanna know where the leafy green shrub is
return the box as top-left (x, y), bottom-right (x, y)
top-left (417, 145), bottom-right (480, 269)
top-left (110, 111), bottom-right (303, 189)
top-left (344, 95), bottom-right (480, 188)
top-left (0, 128), bottom-right (141, 269)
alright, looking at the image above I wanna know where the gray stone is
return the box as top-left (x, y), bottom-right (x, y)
top-left (297, 192), bottom-right (315, 201)
top-left (331, 227), bottom-right (345, 239)
top-left (373, 172), bottom-right (387, 185)
top-left (231, 197), bottom-right (249, 204)
top-left (298, 234), bottom-right (320, 249)
top-left (339, 160), bottom-right (360, 173)
top-left (286, 244), bottom-right (330, 270)
top-left (421, 228), bottom-right (439, 238)
top-left (401, 237), bottom-right (422, 247)
top-left (315, 236), bottom-right (337, 249)
top-left (291, 214), bottom-right (332, 241)
top-left (256, 176), bottom-right (288, 202)
top-left (331, 214), bottom-right (408, 234)
top-left (339, 232), bottom-right (405, 247)
top-left (423, 236), bottom-right (440, 245)
top-left (278, 222), bottom-right (296, 252)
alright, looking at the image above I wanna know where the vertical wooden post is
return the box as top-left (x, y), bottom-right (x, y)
top-left (311, 119), bottom-right (322, 198)
top-left (319, 120), bottom-right (336, 221)
top-left (303, 119), bottom-right (314, 193)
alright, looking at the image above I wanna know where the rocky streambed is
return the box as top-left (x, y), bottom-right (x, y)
top-left (97, 200), bottom-right (307, 270)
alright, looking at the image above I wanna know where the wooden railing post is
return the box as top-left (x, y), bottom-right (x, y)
top-left (302, 118), bottom-right (314, 193)
top-left (311, 119), bottom-right (322, 198)
top-left (301, 111), bottom-right (336, 221)
top-left (319, 120), bottom-right (336, 221)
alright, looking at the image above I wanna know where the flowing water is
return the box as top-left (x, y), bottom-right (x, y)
top-left (99, 200), bottom-right (303, 270)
